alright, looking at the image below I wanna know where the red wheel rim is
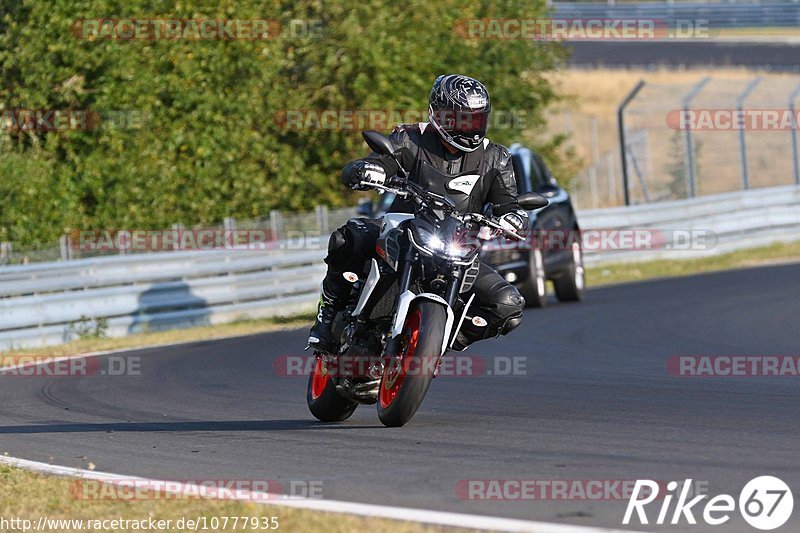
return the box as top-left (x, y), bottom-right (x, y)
top-left (310, 356), bottom-right (330, 400)
top-left (379, 309), bottom-right (422, 408)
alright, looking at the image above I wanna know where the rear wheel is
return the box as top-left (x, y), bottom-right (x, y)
top-left (517, 248), bottom-right (547, 308)
top-left (554, 240), bottom-right (585, 302)
top-left (377, 301), bottom-right (447, 427)
top-left (307, 355), bottom-right (358, 422)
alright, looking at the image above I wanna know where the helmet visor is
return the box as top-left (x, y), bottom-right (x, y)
top-left (431, 108), bottom-right (489, 139)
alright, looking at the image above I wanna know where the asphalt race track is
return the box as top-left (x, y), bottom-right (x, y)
top-left (567, 41), bottom-right (800, 70)
top-left (1, 264), bottom-right (798, 531)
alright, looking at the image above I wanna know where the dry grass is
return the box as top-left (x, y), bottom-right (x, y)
top-left (545, 68), bottom-right (800, 207)
top-left (716, 27), bottom-right (800, 38)
top-left (587, 240), bottom-right (800, 286)
top-left (0, 314), bottom-right (314, 360)
top-left (547, 67), bottom-right (800, 118)
top-left (0, 464), bottom-right (469, 533)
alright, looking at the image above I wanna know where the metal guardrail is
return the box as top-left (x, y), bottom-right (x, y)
top-left (1, 185), bottom-right (798, 350)
top-left (551, 2), bottom-right (800, 28)
top-left (0, 248), bottom-right (326, 350)
top-left (580, 184), bottom-right (800, 264)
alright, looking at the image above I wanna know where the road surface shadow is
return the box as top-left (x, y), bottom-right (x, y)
top-left (0, 419), bottom-right (377, 433)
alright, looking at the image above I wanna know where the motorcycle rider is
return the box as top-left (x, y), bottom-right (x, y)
top-left (309, 74), bottom-right (530, 353)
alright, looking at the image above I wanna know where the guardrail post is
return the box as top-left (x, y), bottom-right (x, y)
top-left (789, 83), bottom-right (800, 185)
top-left (737, 77), bottom-right (762, 191)
top-left (681, 77), bottom-right (711, 199)
top-left (315, 205), bottom-right (329, 236)
top-left (59, 235), bottom-right (72, 261)
top-left (269, 210), bottom-right (283, 241)
top-left (617, 79), bottom-right (645, 206)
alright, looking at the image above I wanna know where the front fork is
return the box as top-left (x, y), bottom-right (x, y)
top-left (387, 249), bottom-right (463, 361)
top-left (444, 268), bottom-right (463, 309)
top-left (383, 248), bottom-right (417, 357)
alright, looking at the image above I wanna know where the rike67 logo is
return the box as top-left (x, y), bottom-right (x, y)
top-left (623, 476), bottom-right (793, 530)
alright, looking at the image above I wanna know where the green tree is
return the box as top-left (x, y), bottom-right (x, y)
top-left (1, 0), bottom-right (566, 246)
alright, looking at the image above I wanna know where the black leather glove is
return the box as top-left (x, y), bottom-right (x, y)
top-left (340, 160), bottom-right (387, 190)
top-left (495, 209), bottom-right (529, 239)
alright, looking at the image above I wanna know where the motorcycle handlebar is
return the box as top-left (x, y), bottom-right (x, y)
top-left (357, 181), bottom-right (525, 242)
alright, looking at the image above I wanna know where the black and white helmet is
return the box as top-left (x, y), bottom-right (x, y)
top-left (428, 74), bottom-right (491, 152)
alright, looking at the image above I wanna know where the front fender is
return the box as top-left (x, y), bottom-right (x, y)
top-left (392, 291), bottom-right (454, 355)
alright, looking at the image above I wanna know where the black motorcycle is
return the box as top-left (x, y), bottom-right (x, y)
top-left (307, 131), bottom-right (547, 427)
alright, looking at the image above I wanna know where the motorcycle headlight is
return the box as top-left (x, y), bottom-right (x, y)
top-left (410, 227), bottom-right (477, 261)
top-left (423, 232), bottom-right (444, 251)
top-left (411, 228), bottom-right (440, 251)
top-left (447, 242), bottom-right (469, 257)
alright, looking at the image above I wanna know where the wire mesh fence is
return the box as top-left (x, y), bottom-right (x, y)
top-left (560, 74), bottom-right (800, 209)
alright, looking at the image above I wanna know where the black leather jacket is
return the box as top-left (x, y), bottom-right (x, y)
top-left (342, 122), bottom-right (524, 217)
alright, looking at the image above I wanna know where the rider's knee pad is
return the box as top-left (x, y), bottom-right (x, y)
top-left (325, 222), bottom-right (371, 274)
top-left (324, 228), bottom-right (357, 272)
top-left (488, 284), bottom-right (525, 337)
top-left (491, 284), bottom-right (526, 318)
top-left (327, 228), bottom-right (348, 256)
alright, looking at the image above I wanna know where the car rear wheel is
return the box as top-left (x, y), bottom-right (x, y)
top-left (517, 248), bottom-right (547, 308)
top-left (554, 241), bottom-right (585, 302)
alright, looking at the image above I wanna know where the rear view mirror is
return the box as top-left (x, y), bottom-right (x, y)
top-left (517, 192), bottom-right (549, 210)
top-left (362, 130), bottom-right (395, 156)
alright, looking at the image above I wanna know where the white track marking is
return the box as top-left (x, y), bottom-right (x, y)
top-left (0, 455), bottom-right (636, 533)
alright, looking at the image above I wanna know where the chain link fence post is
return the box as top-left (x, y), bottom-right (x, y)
top-left (59, 235), bottom-right (72, 261)
top-left (737, 77), bottom-right (762, 190)
top-left (682, 77), bottom-right (711, 199)
top-left (315, 205), bottom-right (329, 236)
top-left (789, 83), bottom-right (800, 185)
top-left (171, 223), bottom-right (184, 251)
top-left (223, 217), bottom-right (236, 248)
top-left (617, 79), bottom-right (646, 206)
top-left (269, 210), bottom-right (283, 241)
top-left (0, 242), bottom-right (11, 265)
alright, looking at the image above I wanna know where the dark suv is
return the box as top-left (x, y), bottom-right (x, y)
top-left (356, 143), bottom-right (584, 308)
top-left (479, 144), bottom-right (584, 307)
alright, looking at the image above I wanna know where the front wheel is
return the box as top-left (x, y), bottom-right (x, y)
top-left (377, 301), bottom-right (447, 427)
top-left (307, 354), bottom-right (358, 422)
